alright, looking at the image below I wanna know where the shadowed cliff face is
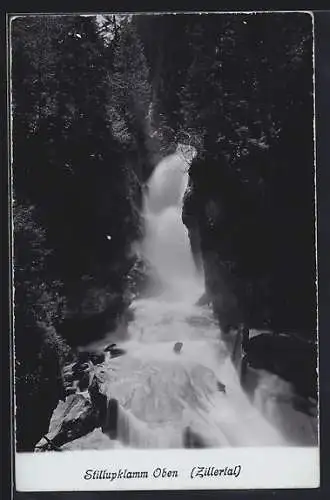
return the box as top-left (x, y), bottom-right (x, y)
top-left (182, 150), bottom-right (316, 339)
top-left (182, 155), bottom-right (244, 332)
top-left (180, 149), bottom-right (317, 414)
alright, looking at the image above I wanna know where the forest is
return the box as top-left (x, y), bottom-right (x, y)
top-left (11, 13), bottom-right (316, 451)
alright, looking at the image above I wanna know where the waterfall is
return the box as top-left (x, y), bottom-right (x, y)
top-left (76, 144), bottom-right (316, 450)
top-left (142, 144), bottom-right (203, 302)
top-left (103, 144), bottom-right (288, 449)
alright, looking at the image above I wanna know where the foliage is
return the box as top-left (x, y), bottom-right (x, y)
top-left (14, 202), bottom-right (70, 450)
top-left (107, 20), bottom-right (151, 142)
top-left (12, 15), bottom-right (150, 283)
top-left (12, 15), bottom-right (155, 449)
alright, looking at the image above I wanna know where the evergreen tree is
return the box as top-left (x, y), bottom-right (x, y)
top-left (107, 20), bottom-right (151, 145)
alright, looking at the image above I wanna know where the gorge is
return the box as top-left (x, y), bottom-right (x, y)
top-left (12, 13), bottom-right (317, 453)
top-left (35, 145), bottom-right (317, 451)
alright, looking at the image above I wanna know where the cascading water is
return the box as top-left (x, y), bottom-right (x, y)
top-left (142, 144), bottom-right (203, 302)
top-left (85, 144), bottom-right (316, 449)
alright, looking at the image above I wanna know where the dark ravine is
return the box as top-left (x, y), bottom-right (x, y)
top-left (13, 14), bottom-right (317, 452)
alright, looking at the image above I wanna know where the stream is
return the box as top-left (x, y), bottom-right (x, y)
top-left (76, 145), bottom-right (317, 449)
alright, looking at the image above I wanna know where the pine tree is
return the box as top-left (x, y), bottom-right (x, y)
top-left (107, 19), bottom-right (152, 147)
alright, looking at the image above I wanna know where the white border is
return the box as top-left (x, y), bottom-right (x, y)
top-left (9, 10), bottom-right (319, 492)
top-left (16, 447), bottom-right (320, 491)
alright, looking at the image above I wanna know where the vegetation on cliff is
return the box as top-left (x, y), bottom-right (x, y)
top-left (12, 15), bottom-right (154, 450)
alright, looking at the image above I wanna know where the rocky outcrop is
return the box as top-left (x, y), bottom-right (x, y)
top-left (61, 347), bottom-right (111, 396)
top-left (35, 393), bottom-right (99, 451)
top-left (182, 148), bottom-right (316, 339)
top-left (34, 351), bottom-right (230, 450)
top-left (239, 329), bottom-right (317, 401)
top-left (173, 342), bottom-right (183, 354)
top-left (182, 159), bottom-right (244, 333)
top-left (104, 344), bottom-right (126, 358)
top-left (182, 152), bottom-right (317, 404)
top-left (60, 428), bottom-right (121, 451)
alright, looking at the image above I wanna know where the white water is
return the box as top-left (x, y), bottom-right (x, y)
top-left (89, 145), bottom-right (316, 449)
top-left (142, 146), bottom-right (203, 302)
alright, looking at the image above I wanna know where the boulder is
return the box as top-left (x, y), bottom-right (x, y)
top-left (104, 343), bottom-right (117, 352)
top-left (173, 342), bottom-right (183, 354)
top-left (78, 371), bottom-right (92, 392)
top-left (65, 386), bottom-right (77, 397)
top-left (104, 344), bottom-right (126, 358)
top-left (60, 428), bottom-right (120, 451)
top-left (196, 292), bottom-right (211, 306)
top-left (63, 373), bottom-right (75, 387)
top-left (216, 381), bottom-right (226, 393)
top-left (89, 352), bottom-right (105, 365)
top-left (183, 426), bottom-right (206, 448)
top-left (34, 393), bottom-right (100, 451)
top-left (110, 348), bottom-right (126, 359)
top-left (72, 362), bottom-right (90, 375)
top-left (241, 331), bottom-right (317, 400)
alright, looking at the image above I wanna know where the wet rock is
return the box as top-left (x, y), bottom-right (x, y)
top-left (63, 364), bottom-right (74, 375)
top-left (123, 307), bottom-right (135, 323)
top-left (183, 426), bottom-right (206, 448)
top-left (111, 348), bottom-right (126, 358)
top-left (72, 362), bottom-right (90, 375)
top-left (217, 381), bottom-right (226, 393)
top-left (292, 394), bottom-right (317, 417)
top-left (60, 428), bottom-right (120, 451)
top-left (88, 374), bottom-right (107, 412)
top-left (104, 344), bottom-right (126, 358)
top-left (65, 386), bottom-right (77, 397)
top-left (104, 343), bottom-right (117, 352)
top-left (34, 393), bottom-right (100, 451)
top-left (62, 358), bottom-right (94, 395)
top-left (103, 398), bottom-right (119, 439)
top-left (196, 292), bottom-right (211, 306)
top-left (173, 342), bottom-right (183, 354)
top-left (63, 371), bottom-right (75, 384)
top-left (89, 352), bottom-right (105, 365)
top-left (78, 371), bottom-right (92, 392)
top-left (241, 331), bottom-right (317, 400)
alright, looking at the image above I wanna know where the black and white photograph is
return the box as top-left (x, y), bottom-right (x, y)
top-left (10, 11), bottom-right (319, 491)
